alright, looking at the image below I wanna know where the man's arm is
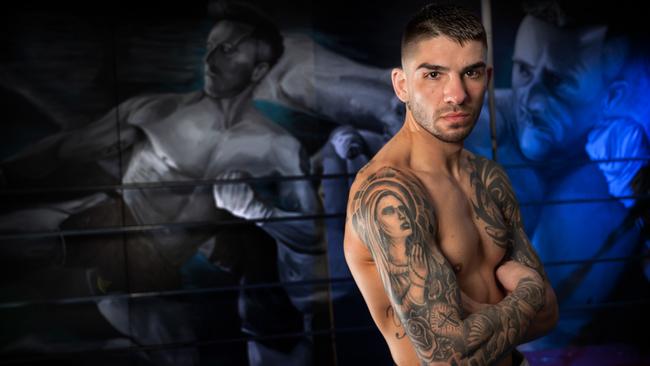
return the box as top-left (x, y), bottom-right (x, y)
top-left (345, 167), bottom-right (545, 365)
top-left (211, 138), bottom-right (322, 251)
top-left (254, 34), bottom-right (401, 134)
top-left (1, 97), bottom-right (144, 185)
top-left (469, 156), bottom-right (559, 342)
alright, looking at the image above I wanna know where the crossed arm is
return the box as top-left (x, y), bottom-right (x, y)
top-left (344, 166), bottom-right (547, 365)
top-left (468, 156), bottom-right (558, 343)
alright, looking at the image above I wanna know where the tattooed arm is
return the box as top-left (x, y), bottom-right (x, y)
top-left (345, 167), bottom-right (545, 365)
top-left (469, 156), bottom-right (558, 342)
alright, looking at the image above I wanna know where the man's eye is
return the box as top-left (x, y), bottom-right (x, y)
top-left (516, 63), bottom-right (532, 80)
top-left (465, 69), bottom-right (482, 79)
top-left (220, 42), bottom-right (235, 54)
top-left (426, 71), bottom-right (440, 79)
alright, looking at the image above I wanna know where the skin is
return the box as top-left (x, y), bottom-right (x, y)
top-left (344, 35), bottom-right (558, 365)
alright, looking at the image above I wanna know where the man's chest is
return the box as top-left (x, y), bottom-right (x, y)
top-left (135, 111), bottom-right (279, 178)
top-left (419, 174), bottom-right (510, 273)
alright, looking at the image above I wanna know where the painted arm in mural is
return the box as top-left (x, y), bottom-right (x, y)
top-left (345, 167), bottom-right (545, 365)
top-left (255, 34), bottom-right (403, 134)
top-left (212, 135), bottom-right (322, 251)
top-left (0, 97), bottom-right (146, 185)
top-left (467, 156), bottom-right (558, 343)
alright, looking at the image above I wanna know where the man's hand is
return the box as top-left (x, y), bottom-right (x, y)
top-left (213, 171), bottom-right (273, 221)
top-left (496, 260), bottom-right (543, 293)
top-left (586, 117), bottom-right (650, 208)
top-left (330, 125), bottom-right (366, 160)
top-left (460, 261), bottom-right (544, 316)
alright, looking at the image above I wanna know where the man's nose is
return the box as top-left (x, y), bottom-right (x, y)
top-left (443, 76), bottom-right (467, 105)
top-left (521, 76), bottom-right (547, 115)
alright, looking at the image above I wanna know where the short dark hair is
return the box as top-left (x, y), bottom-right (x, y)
top-left (209, 1), bottom-right (284, 66)
top-left (401, 3), bottom-right (486, 60)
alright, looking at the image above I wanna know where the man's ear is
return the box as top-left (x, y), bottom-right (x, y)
top-left (251, 62), bottom-right (270, 83)
top-left (604, 80), bottom-right (629, 113)
top-left (391, 67), bottom-right (408, 103)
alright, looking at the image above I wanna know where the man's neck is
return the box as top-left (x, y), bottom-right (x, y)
top-left (203, 85), bottom-right (255, 128)
top-left (402, 114), bottom-right (465, 178)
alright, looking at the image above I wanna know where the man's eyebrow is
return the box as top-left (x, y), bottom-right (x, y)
top-left (461, 62), bottom-right (486, 73)
top-left (416, 63), bottom-right (449, 71)
top-left (512, 57), bottom-right (533, 68)
top-left (513, 57), bottom-right (578, 84)
top-left (416, 62), bottom-right (486, 73)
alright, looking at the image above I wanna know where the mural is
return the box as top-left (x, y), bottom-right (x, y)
top-left (0, 0), bottom-right (648, 365)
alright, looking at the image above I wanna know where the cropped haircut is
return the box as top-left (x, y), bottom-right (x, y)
top-left (401, 3), bottom-right (486, 61)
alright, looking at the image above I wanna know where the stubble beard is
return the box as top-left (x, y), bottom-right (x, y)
top-left (407, 100), bottom-right (476, 144)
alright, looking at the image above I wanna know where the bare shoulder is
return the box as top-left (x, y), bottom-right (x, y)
top-left (346, 163), bottom-right (437, 248)
top-left (464, 150), bottom-right (510, 184)
top-left (126, 91), bottom-right (202, 126)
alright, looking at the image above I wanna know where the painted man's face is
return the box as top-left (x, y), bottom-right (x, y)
top-left (377, 195), bottom-right (412, 240)
top-left (204, 21), bottom-right (259, 98)
top-left (399, 36), bottom-right (489, 143)
top-left (512, 15), bottom-right (608, 161)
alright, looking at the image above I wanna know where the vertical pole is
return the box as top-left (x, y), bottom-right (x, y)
top-left (481, 0), bottom-right (498, 162)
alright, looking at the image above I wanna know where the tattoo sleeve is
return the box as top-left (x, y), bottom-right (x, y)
top-left (349, 167), bottom-right (544, 364)
top-left (468, 156), bottom-right (545, 277)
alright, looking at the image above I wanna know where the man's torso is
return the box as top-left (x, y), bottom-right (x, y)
top-left (349, 142), bottom-right (513, 365)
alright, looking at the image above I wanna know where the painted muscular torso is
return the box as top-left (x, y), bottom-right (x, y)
top-left (347, 147), bottom-right (521, 366)
top-left (113, 91), bottom-right (306, 269)
top-left (121, 91), bottom-right (300, 225)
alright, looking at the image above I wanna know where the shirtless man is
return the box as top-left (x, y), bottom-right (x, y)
top-left (344, 4), bottom-right (558, 365)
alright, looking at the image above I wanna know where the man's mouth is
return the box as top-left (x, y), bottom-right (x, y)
top-left (525, 115), bottom-right (554, 134)
top-left (441, 112), bottom-right (470, 123)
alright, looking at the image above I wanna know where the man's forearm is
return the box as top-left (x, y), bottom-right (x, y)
top-left (460, 277), bottom-right (545, 364)
top-left (520, 281), bottom-right (559, 344)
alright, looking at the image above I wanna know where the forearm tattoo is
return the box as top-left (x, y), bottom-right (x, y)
top-left (350, 167), bottom-right (544, 364)
top-left (468, 156), bottom-right (545, 276)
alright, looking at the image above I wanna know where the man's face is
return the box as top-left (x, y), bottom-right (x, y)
top-left (204, 21), bottom-right (259, 98)
top-left (512, 15), bottom-right (608, 160)
top-left (377, 195), bottom-right (412, 240)
top-left (398, 36), bottom-right (489, 143)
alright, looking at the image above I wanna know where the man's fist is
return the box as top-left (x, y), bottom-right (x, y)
top-left (586, 117), bottom-right (649, 208)
top-left (213, 171), bottom-right (273, 221)
top-left (330, 125), bottom-right (366, 160)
